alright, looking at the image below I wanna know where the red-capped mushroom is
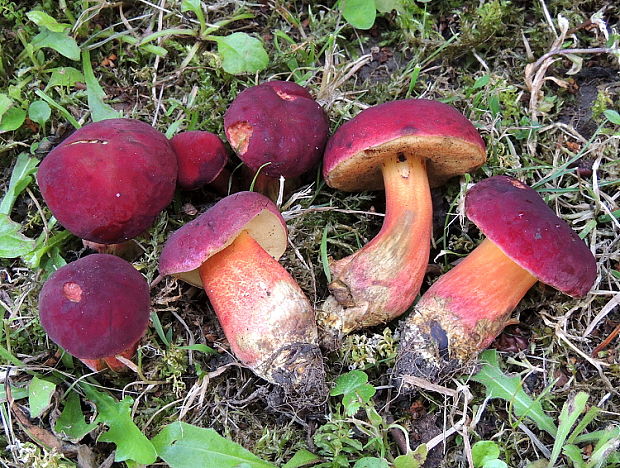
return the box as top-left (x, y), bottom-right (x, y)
top-left (159, 192), bottom-right (326, 403)
top-left (224, 81), bottom-right (329, 197)
top-left (320, 99), bottom-right (486, 344)
top-left (39, 254), bottom-right (150, 371)
top-left (394, 175), bottom-right (597, 383)
top-left (37, 118), bottom-right (177, 256)
top-left (170, 131), bottom-right (232, 193)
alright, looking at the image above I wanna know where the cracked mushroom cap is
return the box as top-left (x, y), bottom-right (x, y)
top-left (38, 118), bottom-right (178, 244)
top-left (465, 175), bottom-right (597, 297)
top-left (39, 254), bottom-right (150, 359)
top-left (159, 191), bottom-right (288, 287)
top-left (323, 99), bottom-right (486, 191)
top-left (224, 81), bottom-right (329, 178)
top-left (170, 131), bottom-right (229, 190)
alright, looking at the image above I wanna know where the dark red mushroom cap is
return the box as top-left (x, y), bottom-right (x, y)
top-left (159, 191), bottom-right (287, 287)
top-left (38, 118), bottom-right (177, 244)
top-left (39, 254), bottom-right (150, 359)
top-left (465, 175), bottom-right (597, 297)
top-left (170, 131), bottom-right (229, 190)
top-left (323, 99), bottom-right (486, 191)
top-left (224, 81), bottom-right (329, 178)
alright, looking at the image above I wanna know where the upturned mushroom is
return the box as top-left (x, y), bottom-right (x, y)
top-left (159, 192), bottom-right (326, 403)
top-left (39, 254), bottom-right (150, 371)
top-left (170, 130), bottom-right (232, 193)
top-left (37, 118), bottom-right (177, 256)
top-left (394, 175), bottom-right (597, 383)
top-left (319, 99), bottom-right (486, 344)
top-left (224, 81), bottom-right (329, 197)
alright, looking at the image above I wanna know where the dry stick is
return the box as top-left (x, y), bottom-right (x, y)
top-left (592, 323), bottom-right (620, 356)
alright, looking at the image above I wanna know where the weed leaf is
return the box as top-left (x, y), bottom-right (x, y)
top-left (282, 448), bottom-right (320, 468)
top-left (27, 10), bottom-right (71, 32)
top-left (472, 440), bottom-right (500, 467)
top-left (31, 29), bottom-right (80, 61)
top-left (375, 0), bottom-right (406, 13)
top-left (29, 100), bottom-right (51, 127)
top-left (82, 50), bottom-right (122, 122)
top-left (548, 392), bottom-right (589, 466)
top-left (54, 391), bottom-right (97, 441)
top-left (471, 351), bottom-right (557, 436)
top-left (0, 215), bottom-right (36, 257)
top-left (214, 33), bottom-right (269, 75)
top-left (604, 109), bottom-right (620, 125)
top-left (0, 94), bottom-right (12, 119)
top-left (393, 444), bottom-right (428, 467)
top-left (28, 377), bottom-right (56, 418)
top-left (341, 0), bottom-right (376, 30)
top-left (0, 153), bottom-right (39, 216)
top-left (81, 383), bottom-right (157, 464)
top-left (330, 370), bottom-right (369, 396)
top-left (353, 457), bottom-right (389, 468)
top-left (152, 421), bottom-right (275, 468)
top-left (46, 67), bottom-right (85, 88)
top-left (0, 107), bottom-right (26, 132)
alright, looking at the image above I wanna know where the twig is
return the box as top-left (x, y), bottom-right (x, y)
top-left (592, 323), bottom-right (620, 356)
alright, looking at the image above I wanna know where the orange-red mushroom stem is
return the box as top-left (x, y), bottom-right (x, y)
top-left (80, 343), bottom-right (139, 372)
top-left (320, 152), bottom-right (432, 343)
top-left (198, 231), bottom-right (325, 399)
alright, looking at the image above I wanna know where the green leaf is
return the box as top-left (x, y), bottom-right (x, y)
top-left (81, 383), bottom-right (157, 464)
top-left (152, 421), bottom-right (275, 468)
top-left (375, 0), bottom-right (405, 13)
top-left (0, 215), bottom-right (36, 257)
top-left (548, 392), bottom-right (589, 466)
top-left (28, 100), bottom-right (51, 127)
top-left (28, 377), bottom-right (56, 418)
top-left (353, 458), bottom-right (389, 468)
top-left (22, 228), bottom-right (71, 269)
top-left (82, 50), bottom-right (122, 121)
top-left (473, 75), bottom-right (490, 89)
top-left (331, 370), bottom-right (369, 396)
top-left (178, 344), bottom-right (218, 355)
top-left (54, 391), bottom-right (97, 440)
top-left (282, 449), bottom-right (320, 468)
top-left (471, 351), bottom-right (557, 436)
top-left (181, 0), bottom-right (202, 15)
top-left (562, 445), bottom-right (586, 468)
top-left (0, 94), bottom-right (12, 120)
top-left (472, 441), bottom-right (500, 467)
top-left (31, 29), bottom-right (80, 61)
top-left (27, 10), bottom-right (71, 32)
top-left (0, 153), bottom-right (39, 215)
top-left (47, 67), bottom-right (84, 88)
top-left (0, 106), bottom-right (27, 132)
top-left (483, 461), bottom-right (507, 468)
top-left (0, 385), bottom-right (29, 403)
top-left (604, 109), bottom-right (620, 125)
top-left (341, 0), bottom-right (376, 30)
top-left (214, 33), bottom-right (269, 75)
top-left (393, 445), bottom-right (428, 468)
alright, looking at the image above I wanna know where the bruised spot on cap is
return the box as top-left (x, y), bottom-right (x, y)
top-left (227, 122), bottom-right (253, 155)
top-left (274, 90), bottom-right (298, 101)
top-left (509, 178), bottom-right (528, 189)
top-left (63, 282), bottom-right (82, 302)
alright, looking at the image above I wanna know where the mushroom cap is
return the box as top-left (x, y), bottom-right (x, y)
top-left (224, 81), bottom-right (329, 178)
top-left (159, 191), bottom-right (287, 287)
top-left (38, 118), bottom-right (178, 244)
top-left (39, 254), bottom-right (150, 359)
top-left (465, 175), bottom-right (597, 297)
top-left (323, 99), bottom-right (486, 191)
top-left (170, 131), bottom-right (229, 190)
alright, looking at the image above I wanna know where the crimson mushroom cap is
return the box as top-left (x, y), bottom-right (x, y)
top-left (159, 191), bottom-right (287, 287)
top-left (170, 131), bottom-right (229, 190)
top-left (465, 175), bottom-right (597, 297)
top-left (323, 99), bottom-right (486, 191)
top-left (39, 254), bottom-right (150, 359)
top-left (38, 118), bottom-right (178, 244)
top-left (224, 81), bottom-right (329, 178)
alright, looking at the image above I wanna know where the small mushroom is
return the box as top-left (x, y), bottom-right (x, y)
top-left (170, 131), bottom-right (232, 193)
top-left (39, 254), bottom-right (150, 371)
top-left (159, 192), bottom-right (326, 404)
top-left (37, 118), bottom-right (177, 255)
top-left (319, 99), bottom-right (486, 345)
top-left (224, 81), bottom-right (329, 197)
top-left (394, 175), bottom-right (597, 383)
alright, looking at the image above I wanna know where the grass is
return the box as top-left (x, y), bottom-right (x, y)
top-left (0, 0), bottom-right (619, 467)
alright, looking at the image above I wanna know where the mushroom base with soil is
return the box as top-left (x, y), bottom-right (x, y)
top-left (319, 152), bottom-right (432, 347)
top-left (394, 239), bottom-right (538, 384)
top-left (199, 230), bottom-right (326, 404)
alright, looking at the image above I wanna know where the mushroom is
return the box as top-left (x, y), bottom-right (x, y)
top-left (159, 192), bottom-right (326, 403)
top-left (37, 118), bottom-right (177, 256)
top-left (319, 99), bottom-right (486, 344)
top-left (224, 81), bottom-right (329, 197)
top-left (39, 254), bottom-right (150, 371)
top-left (394, 175), bottom-right (597, 383)
top-left (170, 130), bottom-right (233, 193)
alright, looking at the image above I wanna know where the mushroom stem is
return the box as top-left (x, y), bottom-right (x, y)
top-left (198, 230), bottom-right (325, 402)
top-left (82, 239), bottom-right (140, 259)
top-left (80, 342), bottom-right (139, 372)
top-left (395, 239), bottom-right (538, 382)
top-left (320, 152), bottom-right (432, 343)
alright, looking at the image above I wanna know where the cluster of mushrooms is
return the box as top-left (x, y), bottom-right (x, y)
top-left (36, 81), bottom-right (597, 405)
